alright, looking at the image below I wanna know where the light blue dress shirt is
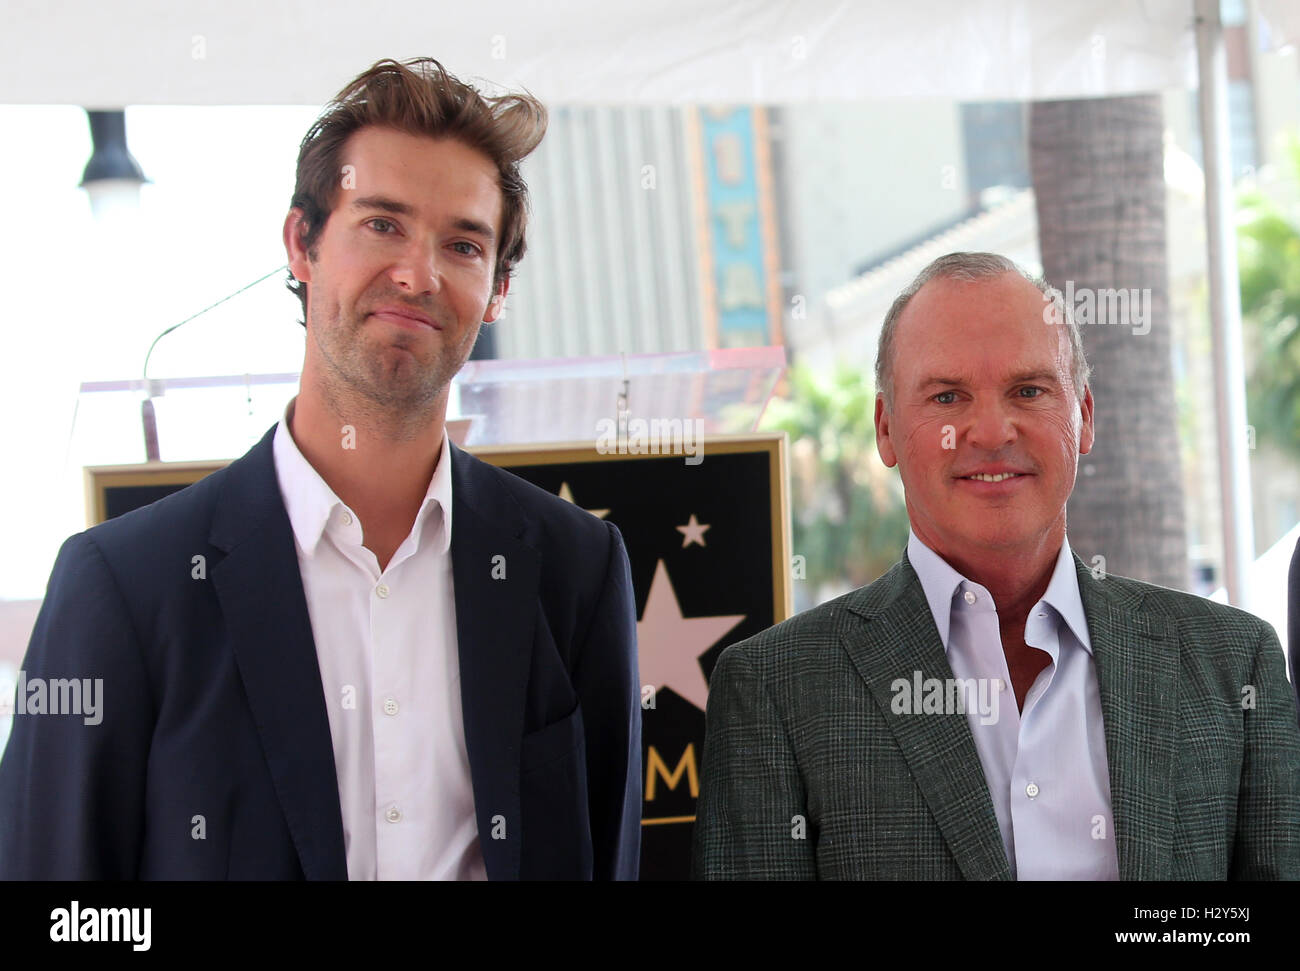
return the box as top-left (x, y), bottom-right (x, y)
top-left (906, 531), bottom-right (1119, 880)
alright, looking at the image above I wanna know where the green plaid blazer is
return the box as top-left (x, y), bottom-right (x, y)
top-left (692, 552), bottom-right (1300, 879)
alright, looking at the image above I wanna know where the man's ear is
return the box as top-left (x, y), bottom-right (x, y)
top-left (1078, 384), bottom-right (1095, 455)
top-left (875, 393), bottom-right (898, 468)
top-left (483, 275), bottom-right (510, 323)
top-left (283, 208), bottom-right (313, 283)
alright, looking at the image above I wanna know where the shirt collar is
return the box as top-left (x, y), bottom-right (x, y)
top-left (1037, 537), bottom-right (1092, 654)
top-left (906, 530), bottom-right (1092, 654)
top-left (272, 396), bottom-right (453, 557)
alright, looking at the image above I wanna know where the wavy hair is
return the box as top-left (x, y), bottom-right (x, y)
top-left (286, 57), bottom-right (548, 325)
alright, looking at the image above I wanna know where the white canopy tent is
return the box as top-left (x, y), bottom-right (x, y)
top-left (3, 1), bottom-right (1201, 105)
top-left (4, 0), bottom-right (1294, 609)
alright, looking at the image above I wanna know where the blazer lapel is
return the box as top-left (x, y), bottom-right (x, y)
top-left (841, 559), bottom-right (1012, 880)
top-left (449, 444), bottom-right (541, 881)
top-left (208, 426), bottom-right (348, 880)
top-left (1075, 556), bottom-right (1178, 880)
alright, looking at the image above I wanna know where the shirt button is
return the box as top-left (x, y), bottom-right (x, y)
top-left (341, 511), bottom-right (353, 526)
top-left (1025, 782), bottom-right (1040, 799)
top-left (963, 590), bottom-right (977, 605)
top-left (376, 583), bottom-right (390, 599)
top-left (383, 697), bottom-right (399, 716)
top-left (386, 807), bottom-right (401, 823)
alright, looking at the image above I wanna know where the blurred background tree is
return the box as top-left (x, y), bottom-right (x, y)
top-left (1030, 94), bottom-right (1187, 590)
top-left (761, 363), bottom-right (910, 610)
top-left (1238, 136), bottom-right (1300, 459)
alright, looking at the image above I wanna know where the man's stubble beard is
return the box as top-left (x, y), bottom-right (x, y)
top-left (310, 298), bottom-right (480, 439)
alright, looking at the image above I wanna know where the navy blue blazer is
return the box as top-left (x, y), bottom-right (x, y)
top-left (0, 426), bottom-right (641, 879)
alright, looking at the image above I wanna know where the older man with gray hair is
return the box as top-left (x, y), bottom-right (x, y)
top-left (693, 251), bottom-right (1300, 880)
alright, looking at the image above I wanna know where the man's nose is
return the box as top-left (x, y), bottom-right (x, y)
top-left (390, 237), bottom-right (443, 294)
top-left (965, 395), bottom-right (1017, 450)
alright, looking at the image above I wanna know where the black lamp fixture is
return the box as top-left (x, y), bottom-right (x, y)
top-left (79, 109), bottom-right (149, 219)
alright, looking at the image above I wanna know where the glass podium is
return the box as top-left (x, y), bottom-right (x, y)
top-left (70, 346), bottom-right (788, 467)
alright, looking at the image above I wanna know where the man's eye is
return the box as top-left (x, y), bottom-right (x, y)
top-left (1019, 386), bottom-right (1044, 398)
top-left (934, 391), bottom-right (957, 404)
top-left (451, 241), bottom-right (482, 257)
top-left (367, 218), bottom-right (396, 234)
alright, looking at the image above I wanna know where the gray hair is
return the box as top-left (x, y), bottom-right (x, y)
top-left (874, 251), bottom-right (1091, 409)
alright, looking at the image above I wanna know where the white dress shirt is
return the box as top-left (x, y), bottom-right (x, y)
top-left (272, 398), bottom-right (485, 880)
top-left (907, 531), bottom-right (1119, 880)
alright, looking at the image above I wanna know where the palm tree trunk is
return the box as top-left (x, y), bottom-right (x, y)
top-left (1029, 94), bottom-right (1188, 590)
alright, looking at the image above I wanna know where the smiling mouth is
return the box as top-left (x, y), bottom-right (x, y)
top-left (959, 472), bottom-right (1028, 483)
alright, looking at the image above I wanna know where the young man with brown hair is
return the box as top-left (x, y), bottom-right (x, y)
top-left (0, 58), bottom-right (641, 881)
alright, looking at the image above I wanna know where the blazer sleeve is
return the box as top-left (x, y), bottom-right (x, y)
top-left (1231, 621), bottom-right (1300, 879)
top-left (573, 520), bottom-right (641, 880)
top-left (0, 532), bottom-right (155, 879)
top-left (691, 643), bottom-right (816, 879)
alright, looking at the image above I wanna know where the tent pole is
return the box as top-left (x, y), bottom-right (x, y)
top-left (1195, 0), bottom-right (1255, 608)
